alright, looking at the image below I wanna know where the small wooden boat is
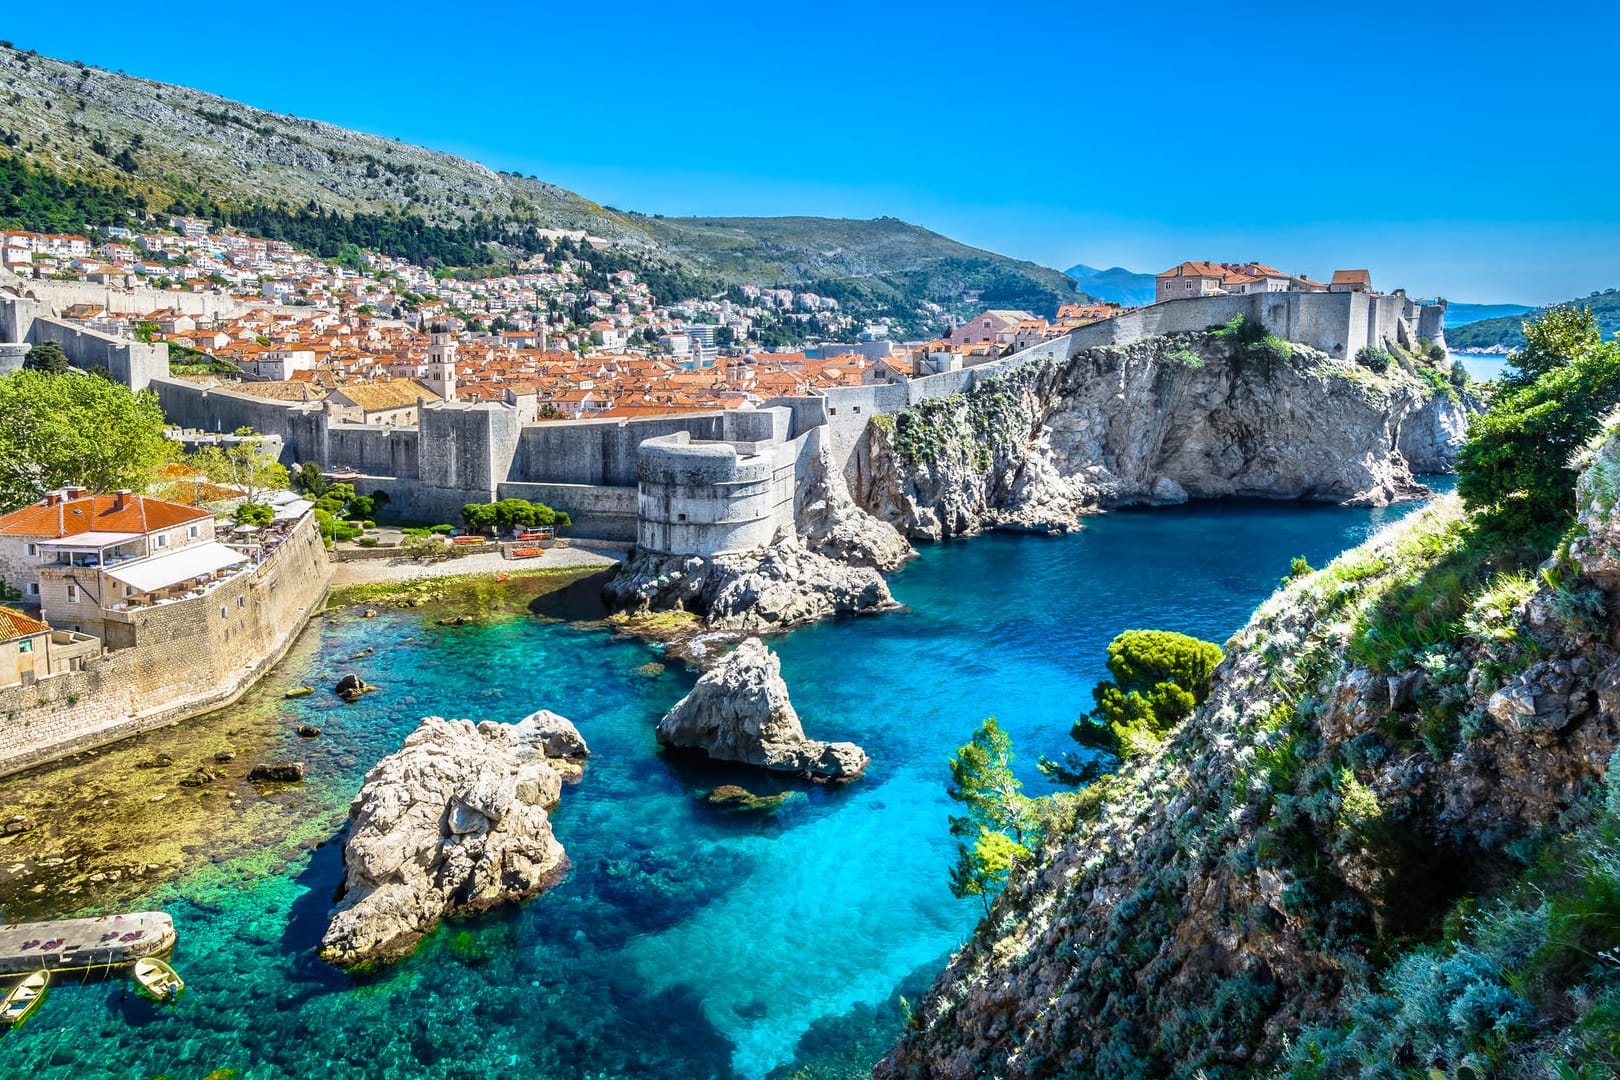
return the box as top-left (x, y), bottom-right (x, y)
top-left (132, 957), bottom-right (184, 1002)
top-left (1, 970), bottom-right (48, 1027)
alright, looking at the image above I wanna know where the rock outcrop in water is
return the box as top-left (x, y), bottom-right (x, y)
top-left (657, 638), bottom-right (868, 778)
top-left (605, 441), bottom-right (910, 632)
top-left (853, 332), bottom-right (1475, 541)
top-left (878, 439), bottom-right (1620, 1077)
top-left (320, 709), bottom-right (589, 969)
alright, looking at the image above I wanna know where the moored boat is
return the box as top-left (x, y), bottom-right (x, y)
top-left (0, 970), bottom-right (48, 1027)
top-left (132, 957), bottom-right (184, 1001)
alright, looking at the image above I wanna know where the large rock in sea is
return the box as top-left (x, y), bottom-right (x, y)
top-left (656, 638), bottom-right (867, 778)
top-left (319, 710), bottom-right (590, 969)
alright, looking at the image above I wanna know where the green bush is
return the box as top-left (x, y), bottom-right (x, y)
top-left (1046, 630), bottom-right (1223, 783)
top-left (233, 502), bottom-right (274, 527)
top-left (428, 523), bottom-right (454, 535)
top-left (1450, 359), bottom-right (1470, 387)
top-left (1355, 345), bottom-right (1392, 373)
top-left (462, 498), bottom-right (572, 534)
top-left (356, 536), bottom-right (378, 548)
top-left (1428, 342), bottom-right (1448, 363)
top-left (1457, 314), bottom-right (1620, 534)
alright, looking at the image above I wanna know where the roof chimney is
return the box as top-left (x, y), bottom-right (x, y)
top-left (113, 489), bottom-right (132, 509)
top-left (64, 486), bottom-right (86, 499)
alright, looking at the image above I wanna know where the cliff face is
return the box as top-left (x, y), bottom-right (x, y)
top-left (852, 333), bottom-right (1472, 541)
top-left (877, 433), bottom-right (1620, 1078)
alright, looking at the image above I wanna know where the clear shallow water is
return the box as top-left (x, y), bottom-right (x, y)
top-left (1, 494), bottom-right (1436, 1079)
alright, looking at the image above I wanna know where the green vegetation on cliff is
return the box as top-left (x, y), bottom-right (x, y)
top-left (1446, 290), bottom-right (1620, 352)
top-left (884, 311), bottom-right (1620, 1079)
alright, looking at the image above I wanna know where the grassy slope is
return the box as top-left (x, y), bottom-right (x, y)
top-left (0, 47), bottom-right (1079, 312)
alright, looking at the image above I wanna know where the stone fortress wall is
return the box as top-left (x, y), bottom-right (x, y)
top-left (0, 511), bottom-right (332, 778)
top-left (0, 292), bottom-right (170, 389)
top-left (11, 280), bottom-right (1444, 555)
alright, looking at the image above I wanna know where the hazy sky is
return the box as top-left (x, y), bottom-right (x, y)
top-left (6, 1), bottom-right (1614, 303)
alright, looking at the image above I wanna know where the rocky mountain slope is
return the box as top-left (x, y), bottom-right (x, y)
top-left (0, 46), bottom-right (1080, 319)
top-left (852, 329), bottom-right (1471, 541)
top-left (876, 424), bottom-right (1620, 1078)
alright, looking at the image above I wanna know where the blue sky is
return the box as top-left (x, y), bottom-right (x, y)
top-left (5, 2), bottom-right (1614, 302)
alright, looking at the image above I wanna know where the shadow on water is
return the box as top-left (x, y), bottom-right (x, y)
top-left (528, 568), bottom-right (617, 622)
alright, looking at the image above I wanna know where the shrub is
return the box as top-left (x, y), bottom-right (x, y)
top-left (233, 502), bottom-right (274, 527)
top-left (1457, 318), bottom-right (1620, 533)
top-left (1450, 359), bottom-right (1470, 387)
top-left (462, 498), bottom-right (572, 534)
top-left (428, 523), bottom-right (454, 535)
top-left (1284, 554), bottom-right (1315, 586)
top-left (356, 536), bottom-right (378, 548)
top-left (1428, 342), bottom-right (1448, 363)
top-left (1048, 630), bottom-right (1223, 782)
top-left (1355, 345), bottom-right (1392, 373)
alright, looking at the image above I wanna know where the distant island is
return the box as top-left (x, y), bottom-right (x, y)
top-left (1447, 287), bottom-right (1620, 351)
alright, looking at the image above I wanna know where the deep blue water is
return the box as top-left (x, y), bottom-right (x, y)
top-left (0, 494), bottom-right (1438, 1079)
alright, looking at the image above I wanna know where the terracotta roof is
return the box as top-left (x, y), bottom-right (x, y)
top-left (0, 605), bottom-right (50, 641)
top-left (1331, 269), bottom-right (1371, 285)
top-left (0, 494), bottom-right (210, 539)
top-left (1159, 261), bottom-right (1229, 279)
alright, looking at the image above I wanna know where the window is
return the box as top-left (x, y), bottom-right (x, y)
top-left (25, 543), bottom-right (38, 557)
top-left (26, 583), bottom-right (39, 597)
top-left (155, 534), bottom-right (169, 549)
top-left (66, 584), bottom-right (80, 603)
top-left (18, 638), bottom-right (32, 654)
top-left (237, 595), bottom-right (246, 608)
top-left (220, 606), bottom-right (228, 619)
top-left (188, 525), bottom-right (200, 539)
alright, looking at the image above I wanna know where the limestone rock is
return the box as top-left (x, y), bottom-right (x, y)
top-left (853, 334), bottom-right (1473, 540)
top-left (656, 638), bottom-right (867, 778)
top-left (604, 539), bottom-right (896, 634)
top-left (248, 762), bottom-right (304, 782)
top-left (319, 711), bottom-right (590, 969)
top-left (334, 673), bottom-right (371, 703)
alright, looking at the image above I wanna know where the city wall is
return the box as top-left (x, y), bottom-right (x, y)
top-left (0, 273), bottom-right (258, 320)
top-left (0, 293), bottom-right (170, 389)
top-left (0, 512), bottom-right (332, 778)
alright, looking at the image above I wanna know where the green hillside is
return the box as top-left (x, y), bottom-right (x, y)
top-left (0, 44), bottom-right (1082, 332)
top-left (1446, 289), bottom-right (1620, 351)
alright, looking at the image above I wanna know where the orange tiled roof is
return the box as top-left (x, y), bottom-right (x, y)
top-left (0, 605), bottom-right (50, 641)
top-left (0, 493), bottom-right (210, 539)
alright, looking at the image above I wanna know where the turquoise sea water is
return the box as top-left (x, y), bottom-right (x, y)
top-left (0, 493), bottom-right (1441, 1079)
top-left (1456, 353), bottom-right (1510, 383)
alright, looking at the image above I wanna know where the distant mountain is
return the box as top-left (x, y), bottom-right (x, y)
top-left (1444, 302), bottom-right (1534, 329)
top-left (1064, 263), bottom-right (1157, 308)
top-left (0, 46), bottom-right (1081, 331)
top-left (1445, 289), bottom-right (1620, 352)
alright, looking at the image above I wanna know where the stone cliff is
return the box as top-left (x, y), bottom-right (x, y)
top-left (853, 331), bottom-right (1473, 541)
top-left (878, 428), bottom-right (1620, 1078)
top-left (319, 710), bottom-right (589, 969)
